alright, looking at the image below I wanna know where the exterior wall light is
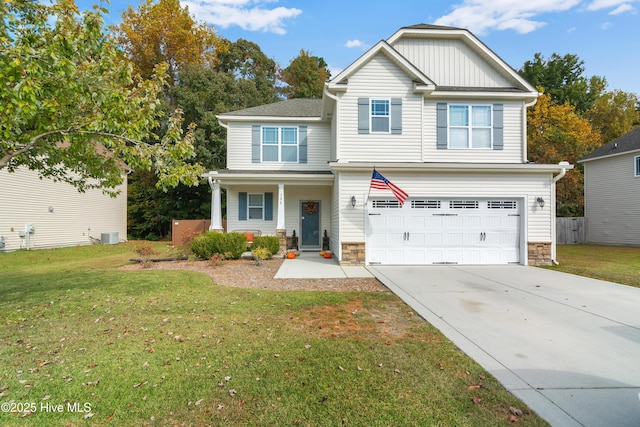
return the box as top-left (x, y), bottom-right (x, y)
top-left (351, 196), bottom-right (356, 207)
top-left (536, 197), bottom-right (545, 209)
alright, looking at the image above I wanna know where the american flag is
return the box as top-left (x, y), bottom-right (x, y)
top-left (370, 169), bottom-right (408, 205)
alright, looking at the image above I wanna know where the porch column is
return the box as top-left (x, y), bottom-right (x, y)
top-left (208, 176), bottom-right (223, 232)
top-left (276, 183), bottom-right (287, 255)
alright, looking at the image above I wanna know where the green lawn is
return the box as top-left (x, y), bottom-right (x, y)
top-left (547, 244), bottom-right (640, 287)
top-left (0, 243), bottom-right (547, 426)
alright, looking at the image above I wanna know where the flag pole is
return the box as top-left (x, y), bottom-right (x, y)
top-left (365, 166), bottom-right (375, 204)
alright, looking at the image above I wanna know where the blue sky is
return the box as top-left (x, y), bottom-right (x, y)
top-left (79, 0), bottom-right (639, 96)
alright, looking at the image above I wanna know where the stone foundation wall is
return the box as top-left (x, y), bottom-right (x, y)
top-left (341, 242), bottom-right (366, 266)
top-left (276, 229), bottom-right (287, 256)
top-left (528, 242), bottom-right (552, 266)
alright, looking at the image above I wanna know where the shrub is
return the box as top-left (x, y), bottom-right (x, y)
top-left (251, 247), bottom-right (272, 265)
top-left (252, 235), bottom-right (280, 255)
top-left (190, 232), bottom-right (248, 260)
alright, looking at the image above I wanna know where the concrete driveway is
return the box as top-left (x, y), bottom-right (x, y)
top-left (369, 265), bottom-right (640, 427)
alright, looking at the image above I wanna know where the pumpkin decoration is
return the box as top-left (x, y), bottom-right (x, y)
top-left (287, 251), bottom-right (296, 259)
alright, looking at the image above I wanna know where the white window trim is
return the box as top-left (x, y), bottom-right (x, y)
top-left (447, 104), bottom-right (493, 149)
top-left (635, 155), bottom-right (640, 177)
top-left (370, 98), bottom-right (391, 134)
top-left (247, 193), bottom-right (264, 220)
top-left (261, 126), bottom-right (299, 163)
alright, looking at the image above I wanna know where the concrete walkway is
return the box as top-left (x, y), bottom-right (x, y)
top-left (274, 251), bottom-right (373, 279)
top-left (369, 265), bottom-right (640, 427)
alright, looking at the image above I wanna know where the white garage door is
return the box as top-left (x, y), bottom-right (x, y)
top-left (366, 198), bottom-right (521, 265)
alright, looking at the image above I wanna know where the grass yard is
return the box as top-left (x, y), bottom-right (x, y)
top-left (548, 244), bottom-right (640, 288)
top-left (0, 243), bottom-right (548, 426)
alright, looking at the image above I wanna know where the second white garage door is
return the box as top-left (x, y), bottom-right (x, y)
top-left (366, 198), bottom-right (521, 265)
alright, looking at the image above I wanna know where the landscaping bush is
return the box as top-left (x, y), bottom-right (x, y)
top-left (252, 235), bottom-right (280, 254)
top-left (190, 232), bottom-right (248, 260)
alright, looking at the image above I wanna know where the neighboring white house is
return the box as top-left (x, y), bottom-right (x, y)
top-left (0, 167), bottom-right (126, 251)
top-left (206, 24), bottom-right (572, 266)
top-left (579, 127), bottom-right (640, 246)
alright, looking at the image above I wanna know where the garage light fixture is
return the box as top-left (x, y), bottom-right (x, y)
top-left (536, 197), bottom-right (545, 209)
top-left (351, 196), bottom-right (356, 208)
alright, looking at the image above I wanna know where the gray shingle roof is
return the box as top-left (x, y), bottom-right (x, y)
top-left (580, 127), bottom-right (640, 161)
top-left (219, 98), bottom-right (322, 118)
top-left (401, 23), bottom-right (465, 31)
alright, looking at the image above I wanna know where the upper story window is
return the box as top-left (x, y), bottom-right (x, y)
top-left (448, 104), bottom-right (492, 149)
top-left (358, 97), bottom-right (402, 134)
top-left (635, 155), bottom-right (640, 177)
top-left (252, 125), bottom-right (307, 164)
top-left (262, 126), bottom-right (298, 162)
top-left (371, 99), bottom-right (390, 133)
top-left (437, 103), bottom-right (503, 151)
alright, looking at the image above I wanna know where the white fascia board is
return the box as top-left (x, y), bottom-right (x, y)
top-left (431, 89), bottom-right (538, 101)
top-left (204, 171), bottom-right (335, 186)
top-left (327, 41), bottom-right (436, 91)
top-left (329, 162), bottom-right (573, 174)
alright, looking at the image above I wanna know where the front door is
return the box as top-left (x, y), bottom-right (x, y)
top-left (300, 200), bottom-right (320, 249)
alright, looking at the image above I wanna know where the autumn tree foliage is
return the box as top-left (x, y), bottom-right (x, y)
top-left (584, 90), bottom-right (639, 143)
top-left (112, 0), bottom-right (228, 84)
top-left (528, 92), bottom-right (602, 216)
top-left (279, 50), bottom-right (331, 99)
top-left (0, 0), bottom-right (202, 195)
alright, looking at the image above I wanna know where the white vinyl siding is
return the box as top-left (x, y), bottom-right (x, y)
top-left (424, 100), bottom-right (524, 163)
top-left (227, 122), bottom-right (331, 171)
top-left (0, 168), bottom-right (126, 251)
top-left (336, 55), bottom-right (422, 162)
top-left (225, 185), bottom-right (332, 240)
top-left (584, 153), bottom-right (640, 245)
top-left (391, 37), bottom-right (512, 87)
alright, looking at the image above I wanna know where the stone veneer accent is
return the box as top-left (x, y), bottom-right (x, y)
top-left (341, 242), bottom-right (366, 266)
top-left (528, 242), bottom-right (552, 266)
top-left (276, 229), bottom-right (287, 256)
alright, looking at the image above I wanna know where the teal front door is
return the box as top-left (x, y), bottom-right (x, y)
top-left (300, 200), bottom-right (320, 249)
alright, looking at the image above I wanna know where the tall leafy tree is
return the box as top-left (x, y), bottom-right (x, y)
top-left (112, 0), bottom-right (227, 84)
top-left (527, 92), bottom-right (602, 216)
top-left (584, 90), bottom-right (639, 143)
top-left (279, 50), bottom-right (331, 99)
top-left (519, 53), bottom-right (605, 113)
top-left (0, 0), bottom-right (202, 195)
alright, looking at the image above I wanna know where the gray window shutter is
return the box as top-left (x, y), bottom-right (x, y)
top-left (238, 192), bottom-right (247, 221)
top-left (436, 103), bottom-right (448, 149)
top-left (391, 98), bottom-right (402, 134)
top-left (252, 125), bottom-right (260, 162)
top-left (264, 192), bottom-right (273, 221)
top-left (493, 104), bottom-right (503, 150)
top-left (299, 125), bottom-right (307, 164)
top-left (358, 98), bottom-right (369, 134)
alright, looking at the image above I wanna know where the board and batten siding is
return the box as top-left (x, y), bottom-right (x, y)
top-left (225, 185), bottom-right (332, 239)
top-left (391, 37), bottom-right (512, 88)
top-left (335, 170), bottom-right (553, 244)
top-left (584, 153), bottom-right (640, 245)
top-left (336, 54), bottom-right (423, 163)
top-left (423, 100), bottom-right (525, 163)
top-left (0, 168), bottom-right (126, 251)
top-left (226, 122), bottom-right (331, 171)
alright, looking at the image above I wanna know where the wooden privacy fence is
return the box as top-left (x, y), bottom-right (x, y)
top-left (171, 219), bottom-right (227, 247)
top-left (556, 217), bottom-right (585, 244)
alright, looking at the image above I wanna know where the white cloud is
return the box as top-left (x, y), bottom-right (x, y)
top-left (345, 39), bottom-right (366, 48)
top-left (181, 0), bottom-right (302, 35)
top-left (586, 0), bottom-right (637, 13)
top-left (433, 0), bottom-right (581, 35)
top-left (600, 21), bottom-right (613, 28)
top-left (608, 3), bottom-right (635, 13)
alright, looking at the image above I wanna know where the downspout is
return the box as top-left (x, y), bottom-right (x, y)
top-left (523, 97), bottom-right (538, 163)
top-left (323, 84), bottom-right (341, 262)
top-left (551, 162), bottom-right (570, 265)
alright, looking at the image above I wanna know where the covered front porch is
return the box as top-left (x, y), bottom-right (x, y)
top-left (204, 170), bottom-right (335, 254)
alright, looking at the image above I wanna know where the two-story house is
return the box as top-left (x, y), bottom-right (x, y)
top-left (205, 24), bottom-right (572, 266)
